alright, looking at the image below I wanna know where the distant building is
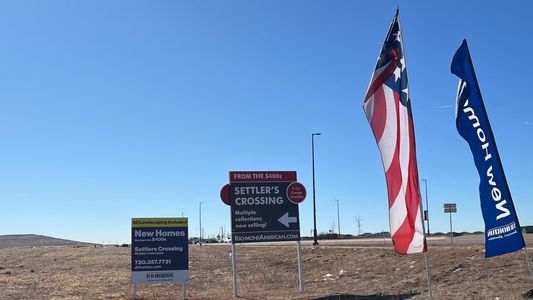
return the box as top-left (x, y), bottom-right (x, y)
top-left (522, 226), bottom-right (533, 234)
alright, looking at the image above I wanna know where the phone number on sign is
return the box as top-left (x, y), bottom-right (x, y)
top-left (134, 259), bottom-right (172, 265)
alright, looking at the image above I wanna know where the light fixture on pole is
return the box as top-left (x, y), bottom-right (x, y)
top-left (422, 179), bottom-right (430, 236)
top-left (311, 133), bottom-right (321, 246)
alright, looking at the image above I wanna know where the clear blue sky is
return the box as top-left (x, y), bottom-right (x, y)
top-left (1, 1), bottom-right (531, 244)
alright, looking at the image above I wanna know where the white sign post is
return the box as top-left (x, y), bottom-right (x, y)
top-left (296, 240), bottom-right (304, 292)
top-left (231, 243), bottom-right (238, 297)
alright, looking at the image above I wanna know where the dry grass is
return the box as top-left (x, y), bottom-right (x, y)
top-left (1, 244), bottom-right (532, 299)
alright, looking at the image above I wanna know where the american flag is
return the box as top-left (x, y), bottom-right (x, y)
top-left (362, 10), bottom-right (426, 254)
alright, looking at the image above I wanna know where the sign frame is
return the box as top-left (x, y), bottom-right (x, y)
top-left (229, 171), bottom-right (301, 243)
top-left (443, 203), bottom-right (457, 213)
top-left (225, 171), bottom-right (305, 296)
top-left (131, 217), bottom-right (189, 299)
top-left (443, 204), bottom-right (457, 245)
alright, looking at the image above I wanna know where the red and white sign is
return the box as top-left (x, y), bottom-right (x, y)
top-left (220, 184), bottom-right (231, 206)
top-left (229, 171), bottom-right (297, 183)
top-left (287, 182), bottom-right (306, 204)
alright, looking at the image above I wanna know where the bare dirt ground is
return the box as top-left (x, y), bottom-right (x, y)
top-left (1, 241), bottom-right (533, 299)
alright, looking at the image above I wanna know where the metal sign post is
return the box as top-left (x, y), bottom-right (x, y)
top-left (231, 243), bottom-right (238, 297)
top-left (449, 212), bottom-right (453, 245)
top-left (296, 240), bottom-right (304, 292)
top-left (132, 284), bottom-right (137, 299)
top-left (444, 203), bottom-right (457, 245)
top-left (181, 282), bottom-right (188, 300)
top-left (524, 247), bottom-right (533, 282)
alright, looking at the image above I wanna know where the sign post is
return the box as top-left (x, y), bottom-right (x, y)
top-left (296, 239), bottom-right (304, 292)
top-left (443, 203), bottom-right (457, 245)
top-left (131, 218), bottom-right (188, 299)
top-left (231, 242), bottom-right (237, 297)
top-left (223, 171), bottom-right (306, 296)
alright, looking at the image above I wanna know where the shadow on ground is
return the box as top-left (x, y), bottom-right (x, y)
top-left (312, 292), bottom-right (419, 300)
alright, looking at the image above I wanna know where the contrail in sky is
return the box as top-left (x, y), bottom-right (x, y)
top-left (431, 104), bottom-right (452, 111)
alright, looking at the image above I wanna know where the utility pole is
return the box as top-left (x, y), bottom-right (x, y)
top-left (355, 216), bottom-right (363, 236)
top-left (334, 199), bottom-right (341, 239)
top-left (311, 133), bottom-right (321, 246)
top-left (199, 201), bottom-right (204, 244)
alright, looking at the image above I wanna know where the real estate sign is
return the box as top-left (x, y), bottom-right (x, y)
top-left (131, 218), bottom-right (188, 285)
top-left (229, 171), bottom-right (302, 243)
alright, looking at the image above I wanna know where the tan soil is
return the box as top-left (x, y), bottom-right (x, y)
top-left (0, 244), bottom-right (532, 299)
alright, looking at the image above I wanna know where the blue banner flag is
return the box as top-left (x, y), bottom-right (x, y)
top-left (451, 39), bottom-right (525, 258)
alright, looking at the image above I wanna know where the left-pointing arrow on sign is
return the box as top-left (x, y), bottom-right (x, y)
top-left (278, 212), bottom-right (297, 228)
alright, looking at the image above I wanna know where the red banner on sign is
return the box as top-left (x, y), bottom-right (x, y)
top-left (229, 171), bottom-right (297, 183)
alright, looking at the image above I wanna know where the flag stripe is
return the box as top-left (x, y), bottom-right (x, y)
top-left (408, 208), bottom-right (425, 253)
top-left (377, 86), bottom-right (398, 172)
top-left (393, 218), bottom-right (413, 253)
top-left (370, 87), bottom-right (387, 142)
top-left (364, 61), bottom-right (397, 102)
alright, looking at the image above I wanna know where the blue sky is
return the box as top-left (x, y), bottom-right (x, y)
top-left (0, 1), bottom-right (532, 243)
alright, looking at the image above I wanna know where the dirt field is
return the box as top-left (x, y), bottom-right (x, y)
top-left (1, 243), bottom-right (533, 299)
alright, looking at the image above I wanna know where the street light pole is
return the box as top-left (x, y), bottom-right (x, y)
top-left (422, 179), bottom-right (430, 236)
top-left (199, 202), bottom-right (204, 244)
top-left (335, 199), bottom-right (341, 239)
top-left (311, 133), bottom-right (321, 246)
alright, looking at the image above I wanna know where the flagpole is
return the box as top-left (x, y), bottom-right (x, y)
top-left (418, 199), bottom-right (433, 300)
top-left (424, 250), bottom-right (433, 300)
top-left (395, 9), bottom-right (432, 299)
top-left (396, 9), bottom-right (432, 299)
top-left (523, 247), bottom-right (533, 282)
